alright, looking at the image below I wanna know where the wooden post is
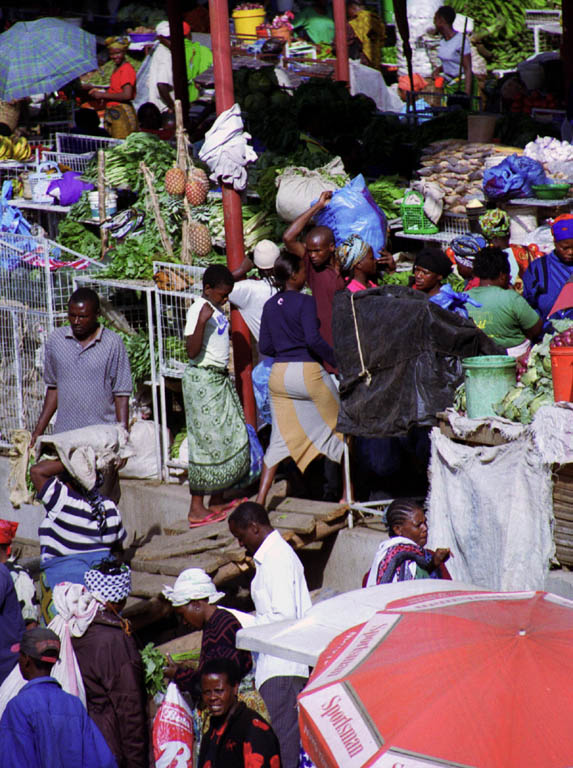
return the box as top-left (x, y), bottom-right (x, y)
top-left (166, 0), bottom-right (190, 124)
top-left (174, 100), bottom-right (193, 264)
top-left (332, 0), bottom-right (350, 83)
top-left (97, 149), bottom-right (108, 259)
top-left (141, 162), bottom-right (174, 258)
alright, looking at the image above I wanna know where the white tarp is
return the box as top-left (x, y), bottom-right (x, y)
top-left (427, 404), bottom-right (573, 592)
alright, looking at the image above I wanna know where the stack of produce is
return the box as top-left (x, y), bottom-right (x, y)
top-left (416, 140), bottom-right (519, 213)
top-left (0, 135), bottom-right (32, 162)
top-left (509, 90), bottom-right (561, 116)
top-left (524, 137), bottom-right (573, 183)
top-left (450, 0), bottom-right (557, 72)
top-left (492, 321), bottom-right (573, 424)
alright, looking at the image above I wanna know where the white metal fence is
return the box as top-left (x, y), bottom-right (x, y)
top-left (0, 233), bottom-right (102, 447)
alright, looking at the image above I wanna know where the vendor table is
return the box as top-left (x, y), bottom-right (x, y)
top-left (437, 411), bottom-right (573, 568)
top-left (195, 56), bottom-right (334, 89)
top-left (506, 197), bottom-right (573, 209)
top-left (7, 199), bottom-right (71, 239)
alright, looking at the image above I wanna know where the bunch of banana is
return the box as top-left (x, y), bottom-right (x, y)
top-left (0, 137), bottom-right (13, 161)
top-left (11, 136), bottom-right (32, 162)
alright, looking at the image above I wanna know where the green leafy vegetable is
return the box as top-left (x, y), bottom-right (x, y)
top-left (170, 429), bottom-right (187, 459)
top-left (140, 643), bottom-right (167, 698)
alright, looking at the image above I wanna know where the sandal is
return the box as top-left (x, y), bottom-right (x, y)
top-left (188, 508), bottom-right (228, 528)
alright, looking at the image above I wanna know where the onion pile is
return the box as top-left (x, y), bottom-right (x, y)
top-left (550, 329), bottom-right (573, 348)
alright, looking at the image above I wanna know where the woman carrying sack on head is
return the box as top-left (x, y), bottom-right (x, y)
top-left (89, 37), bottom-right (137, 139)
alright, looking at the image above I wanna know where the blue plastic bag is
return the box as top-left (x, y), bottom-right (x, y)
top-left (429, 284), bottom-right (482, 319)
top-left (483, 154), bottom-right (547, 200)
top-left (252, 358), bottom-right (273, 425)
top-left (313, 174), bottom-right (388, 255)
top-left (245, 423), bottom-right (264, 483)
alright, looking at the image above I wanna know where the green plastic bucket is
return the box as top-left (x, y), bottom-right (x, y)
top-left (462, 355), bottom-right (516, 419)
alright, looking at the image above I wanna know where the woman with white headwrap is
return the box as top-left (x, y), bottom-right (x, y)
top-left (162, 568), bottom-right (252, 701)
top-left (71, 560), bottom-right (149, 768)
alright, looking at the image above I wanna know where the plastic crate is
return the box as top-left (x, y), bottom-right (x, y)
top-left (441, 212), bottom-right (471, 236)
top-left (42, 150), bottom-right (95, 174)
top-left (400, 189), bottom-right (439, 235)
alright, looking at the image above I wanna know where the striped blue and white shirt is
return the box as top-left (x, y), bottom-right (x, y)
top-left (38, 478), bottom-right (126, 562)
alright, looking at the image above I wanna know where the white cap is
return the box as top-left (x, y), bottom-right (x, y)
top-left (155, 20), bottom-right (170, 37)
top-left (253, 239), bottom-right (280, 270)
top-left (162, 568), bottom-right (224, 606)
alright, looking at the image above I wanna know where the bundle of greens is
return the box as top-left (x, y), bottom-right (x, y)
top-left (367, 176), bottom-right (407, 219)
top-left (56, 219), bottom-right (101, 261)
top-left (450, 0), bottom-right (557, 71)
top-left (82, 133), bottom-right (176, 195)
top-left (140, 643), bottom-right (167, 698)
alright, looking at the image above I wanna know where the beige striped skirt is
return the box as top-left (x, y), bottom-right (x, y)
top-left (265, 361), bottom-right (344, 471)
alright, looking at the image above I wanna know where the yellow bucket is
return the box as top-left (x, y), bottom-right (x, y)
top-left (232, 7), bottom-right (266, 37)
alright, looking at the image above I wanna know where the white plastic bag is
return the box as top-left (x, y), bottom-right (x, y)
top-left (275, 158), bottom-right (347, 222)
top-left (119, 421), bottom-right (159, 479)
top-left (152, 682), bottom-right (194, 768)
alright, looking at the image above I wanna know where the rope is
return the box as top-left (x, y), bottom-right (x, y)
top-left (350, 291), bottom-right (372, 387)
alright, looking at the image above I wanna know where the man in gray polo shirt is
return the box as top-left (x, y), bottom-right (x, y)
top-left (31, 288), bottom-right (132, 499)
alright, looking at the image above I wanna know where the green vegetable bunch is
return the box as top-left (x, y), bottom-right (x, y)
top-left (56, 219), bottom-right (101, 261)
top-left (367, 175), bottom-right (407, 219)
top-left (170, 429), bottom-right (187, 460)
top-left (494, 320), bottom-right (573, 424)
top-left (141, 643), bottom-right (167, 698)
top-left (450, 0), bottom-right (552, 71)
top-left (82, 133), bottom-right (176, 195)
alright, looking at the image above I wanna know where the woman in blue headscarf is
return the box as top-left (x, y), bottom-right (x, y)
top-left (523, 215), bottom-right (573, 332)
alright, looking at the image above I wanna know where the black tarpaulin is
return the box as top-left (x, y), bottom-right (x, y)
top-left (332, 285), bottom-right (504, 438)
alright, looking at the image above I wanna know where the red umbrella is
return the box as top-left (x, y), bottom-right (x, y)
top-left (299, 589), bottom-right (573, 768)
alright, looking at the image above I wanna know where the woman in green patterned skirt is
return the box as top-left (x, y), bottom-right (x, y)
top-left (183, 266), bottom-right (250, 527)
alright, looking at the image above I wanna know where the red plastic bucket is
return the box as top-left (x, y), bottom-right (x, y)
top-left (550, 346), bottom-right (573, 401)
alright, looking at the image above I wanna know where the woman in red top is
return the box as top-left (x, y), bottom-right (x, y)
top-left (89, 37), bottom-right (137, 139)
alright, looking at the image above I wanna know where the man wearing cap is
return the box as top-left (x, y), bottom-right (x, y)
top-left (0, 628), bottom-right (117, 768)
top-left (71, 560), bottom-right (148, 768)
top-left (0, 522), bottom-right (24, 687)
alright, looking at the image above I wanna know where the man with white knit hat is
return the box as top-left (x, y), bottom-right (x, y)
top-left (229, 240), bottom-right (281, 342)
top-left (229, 240), bottom-right (281, 425)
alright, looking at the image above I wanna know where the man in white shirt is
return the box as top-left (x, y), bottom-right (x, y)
top-left (229, 502), bottom-right (311, 768)
top-left (147, 20), bottom-right (175, 114)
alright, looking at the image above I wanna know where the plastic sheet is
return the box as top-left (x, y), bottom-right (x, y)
top-left (332, 285), bottom-right (503, 437)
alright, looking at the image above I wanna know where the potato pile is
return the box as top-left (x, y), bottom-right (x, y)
top-left (417, 140), bottom-right (520, 214)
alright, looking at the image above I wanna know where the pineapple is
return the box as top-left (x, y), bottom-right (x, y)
top-left (165, 166), bottom-right (186, 196)
top-left (189, 221), bottom-right (212, 256)
top-left (185, 175), bottom-right (208, 206)
top-left (189, 166), bottom-right (209, 193)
